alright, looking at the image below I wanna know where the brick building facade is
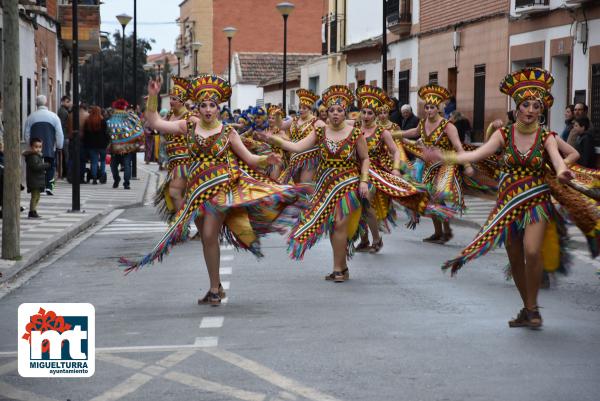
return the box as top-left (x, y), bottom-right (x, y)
top-left (177, 0), bottom-right (323, 77)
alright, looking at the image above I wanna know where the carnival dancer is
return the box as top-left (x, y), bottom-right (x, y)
top-left (264, 105), bottom-right (289, 181)
top-left (257, 85), bottom-right (369, 282)
top-left (121, 75), bottom-right (308, 305)
top-left (377, 96), bottom-right (411, 169)
top-left (317, 101), bottom-right (328, 123)
top-left (424, 67), bottom-right (600, 328)
top-left (395, 85), bottom-right (474, 243)
top-left (354, 85), bottom-right (446, 253)
top-left (154, 76), bottom-right (194, 220)
top-left (279, 89), bottom-right (320, 184)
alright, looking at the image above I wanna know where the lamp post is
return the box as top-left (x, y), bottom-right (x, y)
top-left (382, 0), bottom-right (388, 92)
top-left (223, 27), bottom-right (237, 109)
top-left (72, 0), bottom-right (81, 212)
top-left (174, 49), bottom-right (184, 76)
top-left (99, 32), bottom-right (110, 108)
top-left (116, 13), bottom-right (132, 98)
top-left (276, 2), bottom-right (294, 114)
top-left (192, 41), bottom-right (202, 76)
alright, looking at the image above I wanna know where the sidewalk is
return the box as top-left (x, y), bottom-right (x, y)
top-left (0, 155), bottom-right (160, 283)
top-left (455, 194), bottom-right (591, 251)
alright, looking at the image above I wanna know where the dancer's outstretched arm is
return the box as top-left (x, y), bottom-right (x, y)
top-left (255, 129), bottom-right (318, 153)
top-left (145, 78), bottom-right (188, 135)
top-left (382, 129), bottom-right (402, 176)
top-left (545, 134), bottom-right (574, 183)
top-left (356, 134), bottom-right (371, 198)
top-left (424, 130), bottom-right (503, 165)
top-left (229, 129), bottom-right (281, 170)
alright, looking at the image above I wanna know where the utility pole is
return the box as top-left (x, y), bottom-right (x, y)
top-left (382, 0), bottom-right (388, 92)
top-left (2, 0), bottom-right (21, 259)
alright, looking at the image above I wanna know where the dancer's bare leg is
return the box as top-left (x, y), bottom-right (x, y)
top-left (201, 211), bottom-right (226, 293)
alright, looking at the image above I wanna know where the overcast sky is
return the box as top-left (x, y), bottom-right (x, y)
top-left (100, 0), bottom-right (180, 54)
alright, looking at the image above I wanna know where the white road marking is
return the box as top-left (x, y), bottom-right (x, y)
top-left (199, 316), bottom-right (224, 329)
top-left (193, 337), bottom-right (219, 347)
top-left (0, 380), bottom-right (61, 401)
top-left (96, 353), bottom-right (146, 370)
top-left (221, 254), bottom-right (234, 261)
top-left (202, 348), bottom-right (344, 401)
top-left (220, 267), bottom-right (233, 275)
top-left (163, 371), bottom-right (266, 401)
top-left (88, 373), bottom-right (153, 401)
top-left (222, 281), bottom-right (230, 290)
top-left (142, 365), bottom-right (166, 376)
top-left (155, 350), bottom-right (197, 368)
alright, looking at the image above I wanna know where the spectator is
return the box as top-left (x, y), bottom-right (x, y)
top-left (83, 106), bottom-right (110, 184)
top-left (23, 137), bottom-right (50, 218)
top-left (399, 104), bottom-right (419, 130)
top-left (107, 99), bottom-right (143, 190)
top-left (57, 95), bottom-right (72, 178)
top-left (444, 96), bottom-right (456, 119)
top-left (449, 111), bottom-right (472, 143)
top-left (23, 95), bottom-right (64, 195)
top-left (388, 97), bottom-right (401, 125)
top-left (574, 102), bottom-right (589, 119)
top-left (572, 116), bottom-right (595, 168)
top-left (561, 105), bottom-right (575, 141)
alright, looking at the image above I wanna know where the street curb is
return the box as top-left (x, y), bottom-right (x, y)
top-left (0, 168), bottom-right (158, 285)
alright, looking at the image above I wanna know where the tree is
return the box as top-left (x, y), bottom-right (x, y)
top-left (79, 32), bottom-right (154, 108)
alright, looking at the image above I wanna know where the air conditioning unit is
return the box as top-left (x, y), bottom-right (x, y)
top-left (515, 0), bottom-right (550, 16)
top-left (577, 21), bottom-right (588, 44)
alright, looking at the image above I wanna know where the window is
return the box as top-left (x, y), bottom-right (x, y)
top-left (473, 64), bottom-right (486, 137)
top-left (591, 64), bottom-right (600, 131)
top-left (308, 76), bottom-right (319, 94)
top-left (27, 78), bottom-right (32, 116)
top-left (386, 70), bottom-right (394, 94)
top-left (329, 14), bottom-right (337, 54)
top-left (321, 16), bottom-right (328, 55)
top-left (428, 72), bottom-right (438, 85)
top-left (398, 70), bottom-right (410, 107)
top-left (289, 89), bottom-right (296, 110)
top-left (20, 76), bottom-right (23, 139)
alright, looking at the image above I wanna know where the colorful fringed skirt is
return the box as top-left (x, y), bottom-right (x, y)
top-left (287, 159), bottom-right (362, 259)
top-left (443, 170), bottom-right (554, 275)
top-left (122, 126), bottom-right (307, 272)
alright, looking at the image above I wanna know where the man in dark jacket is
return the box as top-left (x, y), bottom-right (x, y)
top-left (23, 95), bottom-right (64, 195)
top-left (400, 104), bottom-right (420, 130)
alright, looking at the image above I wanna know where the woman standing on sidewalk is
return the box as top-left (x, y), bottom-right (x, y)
top-left (424, 67), bottom-right (600, 328)
top-left (122, 75), bottom-right (308, 305)
top-left (82, 106), bottom-right (109, 185)
top-left (394, 85), bottom-right (474, 243)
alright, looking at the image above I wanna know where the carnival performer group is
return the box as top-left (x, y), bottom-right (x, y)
top-left (119, 66), bottom-right (599, 330)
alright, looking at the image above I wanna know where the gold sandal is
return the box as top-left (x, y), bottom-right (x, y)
top-left (325, 268), bottom-right (349, 281)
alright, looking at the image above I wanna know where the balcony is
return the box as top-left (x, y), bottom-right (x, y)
top-left (515, 0), bottom-right (550, 15)
top-left (19, 0), bottom-right (47, 13)
top-left (58, 1), bottom-right (101, 55)
top-left (386, 0), bottom-right (412, 36)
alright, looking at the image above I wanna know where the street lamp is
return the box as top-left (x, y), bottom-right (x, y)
top-left (192, 41), bottom-right (202, 76)
top-left (223, 26), bottom-right (237, 109)
top-left (276, 2), bottom-right (294, 114)
top-left (116, 13), bottom-right (132, 98)
top-left (174, 49), bottom-right (184, 76)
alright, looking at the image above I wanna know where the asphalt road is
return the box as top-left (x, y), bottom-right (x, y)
top-left (0, 204), bottom-right (599, 401)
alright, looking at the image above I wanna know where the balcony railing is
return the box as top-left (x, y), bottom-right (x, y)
top-left (515, 0), bottom-right (549, 8)
top-left (386, 0), bottom-right (411, 36)
top-left (58, 1), bottom-right (101, 55)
